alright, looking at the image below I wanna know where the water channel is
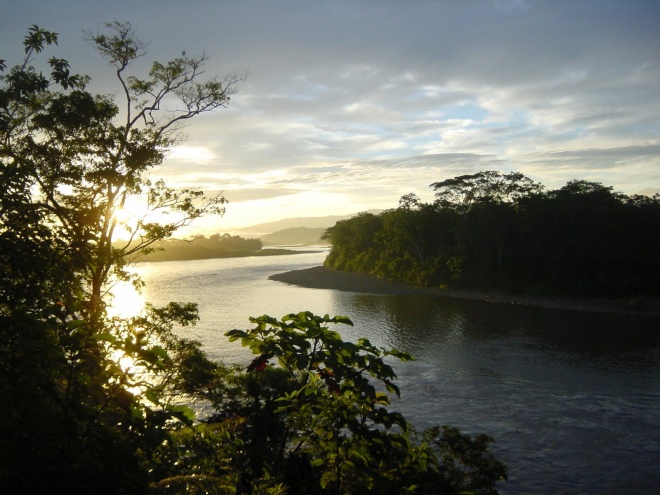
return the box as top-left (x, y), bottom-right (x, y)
top-left (131, 249), bottom-right (660, 494)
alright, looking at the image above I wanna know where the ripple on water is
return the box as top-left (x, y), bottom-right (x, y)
top-left (134, 256), bottom-right (660, 495)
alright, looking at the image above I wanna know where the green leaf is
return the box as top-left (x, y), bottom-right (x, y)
top-left (93, 332), bottom-right (117, 344)
top-left (320, 471), bottom-right (337, 489)
top-left (332, 315), bottom-right (354, 326)
top-left (167, 404), bottom-right (195, 424)
top-left (144, 388), bottom-right (159, 405)
top-left (149, 345), bottom-right (168, 359)
top-left (225, 329), bottom-right (246, 341)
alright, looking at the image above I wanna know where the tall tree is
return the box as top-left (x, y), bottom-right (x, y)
top-left (1, 24), bottom-right (510, 495)
top-left (0, 23), bottom-right (243, 493)
top-left (430, 171), bottom-right (543, 212)
top-left (323, 212), bottom-right (383, 273)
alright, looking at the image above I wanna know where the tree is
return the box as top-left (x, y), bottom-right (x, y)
top-left (221, 312), bottom-right (507, 494)
top-left (517, 180), bottom-right (660, 295)
top-left (324, 172), bottom-right (659, 295)
top-left (374, 200), bottom-right (453, 286)
top-left (430, 171), bottom-right (543, 213)
top-left (323, 212), bottom-right (383, 273)
top-left (2, 25), bottom-right (509, 495)
top-left (0, 23), bottom-right (243, 493)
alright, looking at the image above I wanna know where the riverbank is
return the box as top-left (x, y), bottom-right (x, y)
top-left (269, 266), bottom-right (660, 317)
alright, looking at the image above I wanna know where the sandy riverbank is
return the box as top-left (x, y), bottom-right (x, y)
top-left (269, 266), bottom-right (660, 317)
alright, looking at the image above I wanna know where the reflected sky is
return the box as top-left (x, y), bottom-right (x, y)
top-left (130, 253), bottom-right (660, 494)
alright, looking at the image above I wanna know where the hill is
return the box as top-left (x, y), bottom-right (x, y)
top-left (260, 227), bottom-right (329, 246)
top-left (236, 210), bottom-right (383, 236)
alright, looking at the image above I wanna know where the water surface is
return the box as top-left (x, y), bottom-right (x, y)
top-left (134, 250), bottom-right (660, 494)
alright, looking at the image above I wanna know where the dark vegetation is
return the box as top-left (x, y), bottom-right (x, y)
top-left (0, 24), bottom-right (506, 493)
top-left (324, 171), bottom-right (660, 298)
top-left (124, 233), bottom-right (319, 262)
top-left (134, 233), bottom-right (263, 262)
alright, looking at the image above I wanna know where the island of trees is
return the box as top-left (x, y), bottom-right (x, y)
top-left (122, 229), bottom-right (329, 263)
top-left (324, 171), bottom-right (660, 300)
top-left (1, 23), bottom-right (507, 494)
top-left (130, 233), bottom-right (318, 262)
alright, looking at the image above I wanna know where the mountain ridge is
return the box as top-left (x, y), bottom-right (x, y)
top-left (236, 210), bottom-right (384, 235)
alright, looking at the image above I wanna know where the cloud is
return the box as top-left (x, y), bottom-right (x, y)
top-left (2, 0), bottom-right (659, 227)
top-left (221, 187), bottom-right (301, 203)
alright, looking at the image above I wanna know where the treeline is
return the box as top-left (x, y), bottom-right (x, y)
top-left (323, 171), bottom-right (660, 297)
top-left (136, 233), bottom-right (263, 262)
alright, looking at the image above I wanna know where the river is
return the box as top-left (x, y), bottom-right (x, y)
top-left (131, 249), bottom-right (660, 494)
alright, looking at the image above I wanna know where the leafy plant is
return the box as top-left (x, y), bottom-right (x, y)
top-left (0, 22), bottom-right (241, 493)
top-left (1, 23), bottom-right (508, 495)
top-left (222, 312), bottom-right (507, 494)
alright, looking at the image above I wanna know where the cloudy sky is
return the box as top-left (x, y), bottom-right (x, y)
top-left (2, 0), bottom-right (660, 232)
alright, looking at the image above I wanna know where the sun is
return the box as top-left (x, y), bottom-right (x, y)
top-left (107, 278), bottom-right (145, 319)
top-left (111, 192), bottom-right (184, 241)
top-left (111, 195), bottom-right (152, 241)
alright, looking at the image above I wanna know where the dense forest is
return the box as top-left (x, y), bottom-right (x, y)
top-left (133, 233), bottom-right (263, 262)
top-left (1, 24), bottom-right (507, 494)
top-left (129, 233), bottom-right (323, 262)
top-left (324, 171), bottom-right (660, 298)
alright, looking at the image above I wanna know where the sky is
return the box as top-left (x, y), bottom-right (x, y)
top-left (2, 0), bottom-right (660, 234)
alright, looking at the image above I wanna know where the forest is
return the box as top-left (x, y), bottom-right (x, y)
top-left (129, 234), bottom-right (322, 262)
top-left (324, 171), bottom-right (660, 299)
top-left (133, 233), bottom-right (263, 262)
top-left (0, 23), bottom-right (507, 494)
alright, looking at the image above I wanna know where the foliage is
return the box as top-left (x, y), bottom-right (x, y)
top-left (324, 171), bottom-right (660, 297)
top-left (134, 233), bottom-right (263, 262)
top-left (0, 23), bottom-right (241, 493)
top-left (1, 24), bottom-right (507, 495)
top-left (426, 426), bottom-right (508, 495)
top-left (323, 212), bottom-right (383, 274)
top-left (430, 171), bottom-right (543, 214)
top-left (216, 312), bottom-right (507, 494)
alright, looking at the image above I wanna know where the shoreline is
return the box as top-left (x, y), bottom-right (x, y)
top-left (269, 266), bottom-right (660, 317)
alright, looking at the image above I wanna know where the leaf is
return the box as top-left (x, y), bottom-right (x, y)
top-left (332, 315), bottom-right (354, 326)
top-left (225, 329), bottom-right (246, 341)
top-left (93, 332), bottom-right (117, 344)
top-left (167, 404), bottom-right (195, 424)
top-left (149, 345), bottom-right (169, 359)
top-left (320, 471), bottom-right (337, 489)
top-left (144, 388), bottom-right (159, 405)
top-left (66, 319), bottom-right (88, 329)
top-left (131, 403), bottom-right (145, 420)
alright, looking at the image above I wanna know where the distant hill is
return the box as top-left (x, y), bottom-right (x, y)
top-left (237, 210), bottom-right (383, 236)
top-left (260, 227), bottom-right (329, 246)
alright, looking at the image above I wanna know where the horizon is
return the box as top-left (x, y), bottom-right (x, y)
top-left (2, 0), bottom-right (659, 234)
